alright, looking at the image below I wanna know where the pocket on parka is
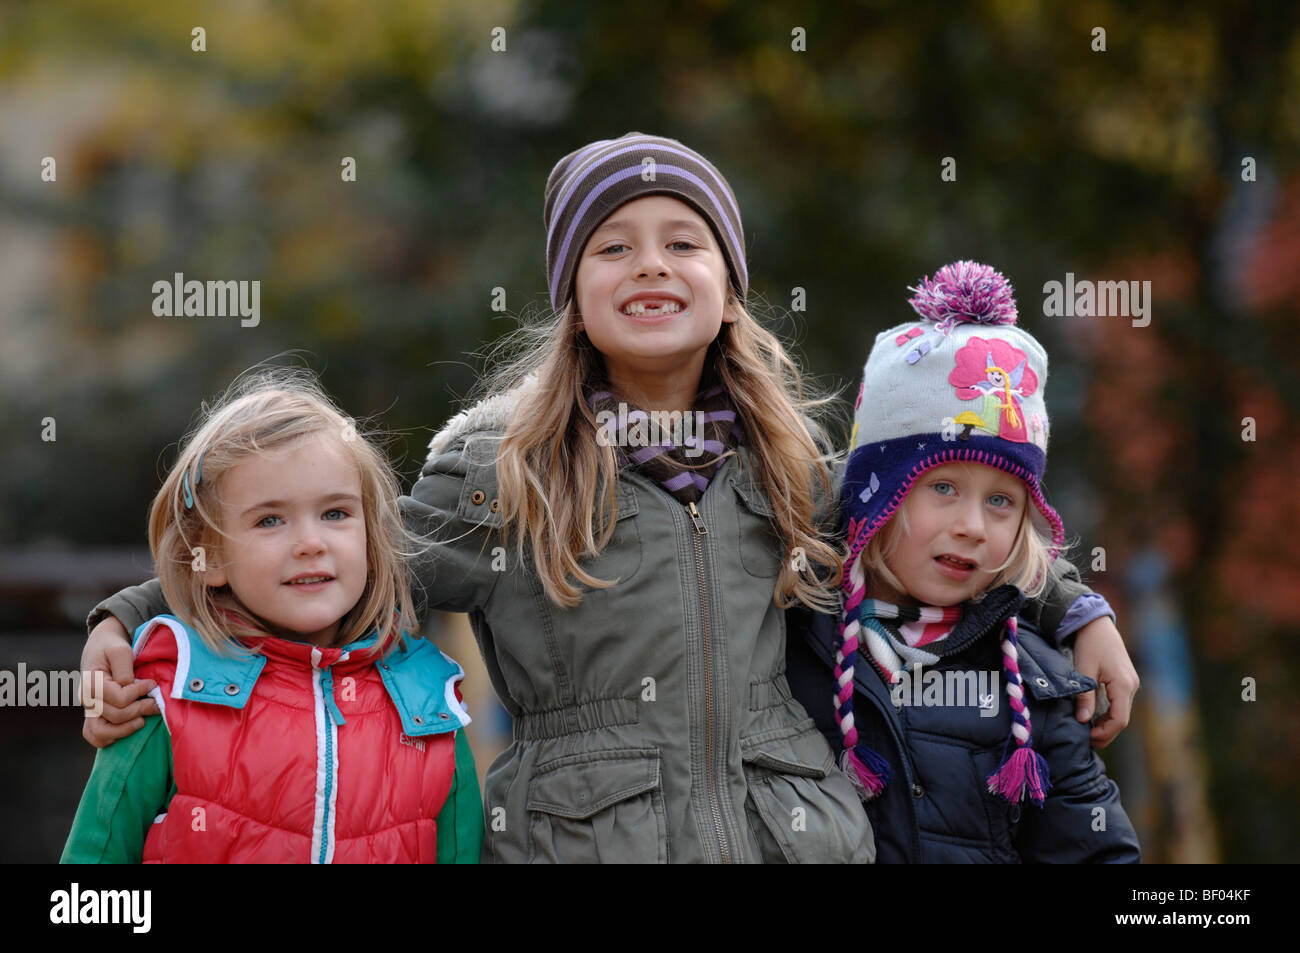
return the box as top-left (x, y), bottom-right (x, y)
top-left (525, 748), bottom-right (667, 864)
top-left (578, 484), bottom-right (643, 589)
top-left (740, 720), bottom-right (875, 864)
top-left (731, 478), bottom-right (784, 579)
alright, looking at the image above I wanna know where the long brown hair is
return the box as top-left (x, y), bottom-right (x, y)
top-left (485, 294), bottom-right (845, 611)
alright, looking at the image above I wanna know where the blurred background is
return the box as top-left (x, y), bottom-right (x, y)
top-left (2, 0), bottom-right (1297, 862)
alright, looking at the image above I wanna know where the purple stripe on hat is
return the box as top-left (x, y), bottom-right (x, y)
top-left (549, 141), bottom-right (743, 251)
top-left (699, 409), bottom-right (736, 424)
top-left (699, 384), bottom-right (725, 399)
top-left (550, 164), bottom-right (748, 303)
top-left (587, 390), bottom-right (612, 404)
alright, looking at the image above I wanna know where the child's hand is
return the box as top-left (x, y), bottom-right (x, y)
top-left (80, 617), bottom-right (159, 748)
top-left (1071, 616), bottom-right (1140, 748)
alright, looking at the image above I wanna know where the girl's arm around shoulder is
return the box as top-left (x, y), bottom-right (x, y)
top-left (61, 715), bottom-right (173, 863)
top-left (1018, 557), bottom-right (1091, 643)
top-left (86, 578), bottom-right (169, 640)
top-left (403, 437), bottom-right (505, 616)
top-left (1019, 559), bottom-right (1139, 746)
top-left (434, 729), bottom-right (484, 864)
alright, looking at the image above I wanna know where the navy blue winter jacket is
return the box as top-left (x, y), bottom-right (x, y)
top-left (785, 585), bottom-right (1140, 863)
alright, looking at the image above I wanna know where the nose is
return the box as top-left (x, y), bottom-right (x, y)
top-left (949, 499), bottom-right (987, 543)
top-left (293, 530), bottom-right (326, 558)
top-left (632, 243), bottom-right (670, 280)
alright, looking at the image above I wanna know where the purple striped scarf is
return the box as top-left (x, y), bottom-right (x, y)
top-left (585, 379), bottom-right (742, 503)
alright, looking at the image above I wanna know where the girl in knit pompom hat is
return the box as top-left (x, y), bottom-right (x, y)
top-left (821, 261), bottom-right (1140, 862)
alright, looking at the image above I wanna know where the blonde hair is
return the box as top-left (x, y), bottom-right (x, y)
top-left (484, 293), bottom-right (844, 612)
top-left (148, 367), bottom-right (416, 656)
top-left (858, 478), bottom-right (1058, 602)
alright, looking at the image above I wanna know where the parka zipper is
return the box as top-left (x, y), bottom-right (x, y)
top-left (688, 500), bottom-right (732, 864)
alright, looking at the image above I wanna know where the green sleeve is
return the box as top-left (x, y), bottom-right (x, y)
top-left (61, 715), bottom-right (174, 864)
top-left (402, 445), bottom-right (504, 618)
top-left (86, 577), bottom-right (169, 638)
top-left (1019, 556), bottom-right (1091, 643)
top-left (434, 728), bottom-right (484, 864)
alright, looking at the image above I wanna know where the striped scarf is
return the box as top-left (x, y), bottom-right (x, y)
top-left (835, 585), bottom-right (1052, 807)
top-left (585, 378), bottom-right (742, 504)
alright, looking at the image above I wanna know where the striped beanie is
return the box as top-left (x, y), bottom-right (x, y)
top-left (543, 132), bottom-right (748, 312)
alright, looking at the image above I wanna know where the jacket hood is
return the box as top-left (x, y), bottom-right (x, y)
top-left (426, 373), bottom-right (539, 461)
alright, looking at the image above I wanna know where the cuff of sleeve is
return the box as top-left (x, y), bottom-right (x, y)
top-left (1055, 592), bottom-right (1115, 645)
top-left (86, 607), bottom-right (112, 637)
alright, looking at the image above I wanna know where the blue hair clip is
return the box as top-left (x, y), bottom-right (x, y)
top-left (182, 451), bottom-right (205, 510)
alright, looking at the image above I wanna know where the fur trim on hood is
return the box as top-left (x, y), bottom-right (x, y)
top-left (425, 374), bottom-right (539, 461)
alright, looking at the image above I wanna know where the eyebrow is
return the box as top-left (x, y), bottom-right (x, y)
top-left (241, 492), bottom-right (362, 519)
top-left (593, 218), bottom-right (708, 234)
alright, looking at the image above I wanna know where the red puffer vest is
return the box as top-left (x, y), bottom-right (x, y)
top-left (132, 615), bottom-right (470, 863)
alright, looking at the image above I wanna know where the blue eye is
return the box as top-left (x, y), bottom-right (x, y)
top-left (932, 481), bottom-right (955, 495)
top-left (257, 515), bottom-right (283, 528)
top-left (599, 243), bottom-right (628, 255)
top-left (988, 494), bottom-right (1014, 508)
top-left (669, 240), bottom-right (695, 251)
top-left (323, 509), bottom-right (347, 521)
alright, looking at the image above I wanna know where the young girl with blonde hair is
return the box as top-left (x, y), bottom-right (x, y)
top-left (786, 262), bottom-right (1139, 861)
top-left (81, 136), bottom-right (1132, 863)
top-left (64, 370), bottom-right (480, 863)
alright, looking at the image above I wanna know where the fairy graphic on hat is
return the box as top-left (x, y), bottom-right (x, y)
top-left (948, 336), bottom-right (1039, 443)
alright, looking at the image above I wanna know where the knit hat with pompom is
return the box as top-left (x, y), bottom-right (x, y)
top-left (841, 260), bottom-right (1063, 563)
top-left (833, 261), bottom-right (1063, 808)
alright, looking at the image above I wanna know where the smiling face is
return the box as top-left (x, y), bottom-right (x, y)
top-left (203, 434), bottom-right (368, 646)
top-left (870, 462), bottom-right (1028, 607)
top-left (573, 195), bottom-right (732, 392)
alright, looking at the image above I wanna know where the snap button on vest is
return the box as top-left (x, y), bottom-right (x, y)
top-left (911, 784), bottom-right (924, 798)
top-left (1035, 677), bottom-right (1050, 688)
top-left (438, 712), bottom-right (450, 720)
top-left (412, 714), bottom-right (424, 725)
top-left (489, 498), bottom-right (499, 512)
top-left (471, 490), bottom-right (486, 505)
top-left (189, 678), bottom-right (204, 692)
top-left (1068, 679), bottom-right (1081, 688)
top-left (225, 683), bottom-right (240, 696)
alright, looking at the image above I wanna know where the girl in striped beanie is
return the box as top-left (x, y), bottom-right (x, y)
top-left (829, 261), bottom-right (1139, 861)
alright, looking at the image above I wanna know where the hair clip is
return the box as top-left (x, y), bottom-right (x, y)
top-left (182, 450), bottom-right (206, 510)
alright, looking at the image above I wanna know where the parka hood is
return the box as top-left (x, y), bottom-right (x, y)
top-left (425, 373), bottom-right (539, 461)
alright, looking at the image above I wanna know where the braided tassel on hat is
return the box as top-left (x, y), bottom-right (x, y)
top-left (986, 617), bottom-right (1052, 806)
top-left (834, 543), bottom-right (893, 800)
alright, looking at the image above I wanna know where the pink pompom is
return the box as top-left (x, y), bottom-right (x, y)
top-left (908, 260), bottom-right (1018, 327)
